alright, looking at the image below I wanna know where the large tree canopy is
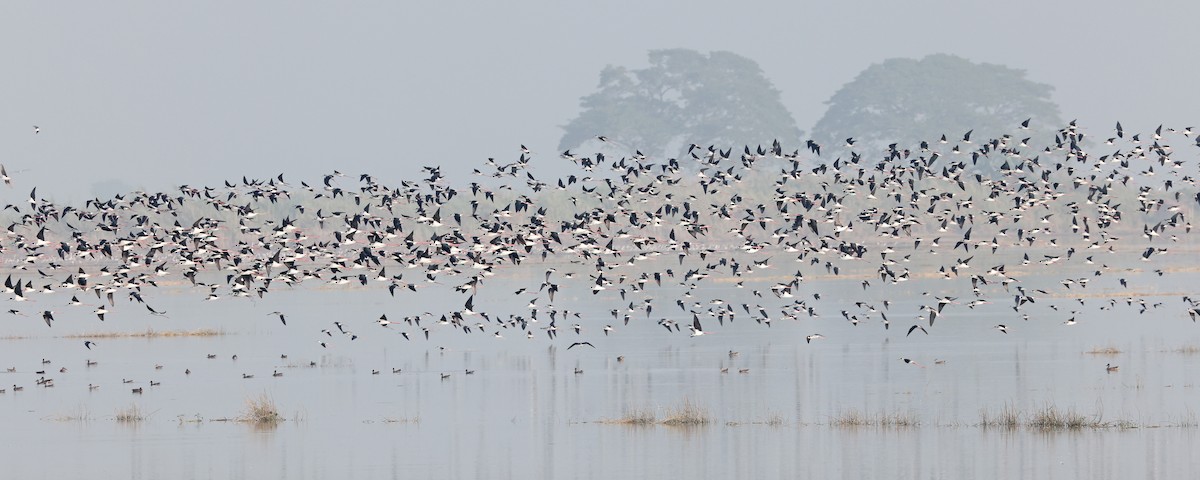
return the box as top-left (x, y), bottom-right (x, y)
top-left (811, 54), bottom-right (1063, 153)
top-left (560, 49), bottom-right (801, 159)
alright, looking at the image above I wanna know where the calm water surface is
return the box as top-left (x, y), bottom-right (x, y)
top-left (2, 264), bottom-right (1199, 479)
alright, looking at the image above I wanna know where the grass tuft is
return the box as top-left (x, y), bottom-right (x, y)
top-left (239, 393), bottom-right (282, 425)
top-left (660, 399), bottom-right (711, 426)
top-left (599, 400), bottom-right (710, 426)
top-left (1026, 404), bottom-right (1106, 429)
top-left (831, 409), bottom-right (920, 427)
top-left (605, 407), bottom-right (658, 425)
top-left (979, 403), bottom-right (1022, 428)
top-left (116, 403), bottom-right (149, 423)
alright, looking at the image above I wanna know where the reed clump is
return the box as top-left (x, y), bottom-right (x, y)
top-left (600, 400), bottom-right (710, 426)
top-left (660, 399), bottom-right (711, 426)
top-left (240, 393), bottom-right (282, 425)
top-left (979, 404), bottom-right (1022, 428)
top-left (1026, 405), bottom-right (1106, 429)
top-left (830, 409), bottom-right (920, 427)
top-left (115, 403), bottom-right (149, 423)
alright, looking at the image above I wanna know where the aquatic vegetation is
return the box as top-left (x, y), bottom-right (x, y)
top-left (64, 328), bottom-right (225, 339)
top-left (660, 400), bottom-right (711, 426)
top-left (177, 414), bottom-right (205, 424)
top-left (605, 407), bottom-right (657, 425)
top-left (115, 403), bottom-right (149, 423)
top-left (601, 400), bottom-right (710, 426)
top-left (830, 409), bottom-right (919, 427)
top-left (379, 416), bottom-right (421, 424)
top-left (979, 404), bottom-right (1022, 428)
top-left (1025, 405), bottom-right (1105, 430)
top-left (45, 406), bottom-right (93, 422)
top-left (1113, 419), bottom-right (1140, 429)
top-left (1085, 345), bottom-right (1122, 355)
top-left (240, 393), bottom-right (282, 425)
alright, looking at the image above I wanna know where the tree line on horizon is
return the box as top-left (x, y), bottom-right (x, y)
top-left (558, 50), bottom-right (1063, 163)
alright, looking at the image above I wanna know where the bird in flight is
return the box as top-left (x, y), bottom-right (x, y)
top-left (567, 342), bottom-right (595, 349)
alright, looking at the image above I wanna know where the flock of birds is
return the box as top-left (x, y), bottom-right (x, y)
top-left (3, 119), bottom-right (1200, 394)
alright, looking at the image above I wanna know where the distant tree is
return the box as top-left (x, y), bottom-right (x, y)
top-left (811, 54), bottom-right (1063, 156)
top-left (559, 49), bottom-right (801, 159)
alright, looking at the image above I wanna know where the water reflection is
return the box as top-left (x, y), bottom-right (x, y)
top-left (1, 268), bottom-right (1199, 479)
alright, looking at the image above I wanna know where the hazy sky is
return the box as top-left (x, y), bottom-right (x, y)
top-left (2, 1), bottom-right (1196, 202)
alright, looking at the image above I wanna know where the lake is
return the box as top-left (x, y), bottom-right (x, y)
top-left (2, 259), bottom-right (1198, 479)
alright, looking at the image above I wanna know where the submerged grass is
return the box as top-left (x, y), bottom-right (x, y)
top-left (830, 409), bottom-right (920, 427)
top-left (604, 407), bottom-right (658, 425)
top-left (593, 402), bottom-right (1195, 430)
top-left (379, 416), bottom-right (421, 424)
top-left (64, 328), bottom-right (225, 339)
top-left (763, 412), bottom-right (786, 427)
top-left (1173, 345), bottom-right (1200, 355)
top-left (1085, 345), bottom-right (1123, 355)
top-left (45, 406), bottom-right (94, 422)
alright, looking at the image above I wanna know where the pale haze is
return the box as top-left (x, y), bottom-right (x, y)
top-left (1, 1), bottom-right (1196, 200)
top-left (3, 3), bottom-right (1200, 478)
